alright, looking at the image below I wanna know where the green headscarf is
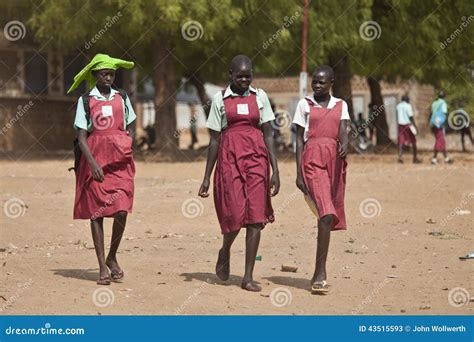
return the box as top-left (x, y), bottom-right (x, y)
top-left (67, 53), bottom-right (134, 93)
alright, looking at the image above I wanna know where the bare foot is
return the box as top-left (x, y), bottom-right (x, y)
top-left (97, 267), bottom-right (111, 285)
top-left (215, 249), bottom-right (230, 281)
top-left (241, 280), bottom-right (262, 292)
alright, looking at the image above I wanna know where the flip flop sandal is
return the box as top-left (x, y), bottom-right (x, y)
top-left (97, 276), bottom-right (111, 286)
top-left (110, 270), bottom-right (125, 282)
top-left (311, 280), bottom-right (329, 294)
top-left (459, 253), bottom-right (474, 260)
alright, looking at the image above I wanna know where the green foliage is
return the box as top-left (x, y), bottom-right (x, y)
top-left (2, 0), bottom-right (472, 92)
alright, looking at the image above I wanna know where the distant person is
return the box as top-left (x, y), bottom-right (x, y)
top-left (188, 102), bottom-right (198, 150)
top-left (367, 103), bottom-right (377, 142)
top-left (455, 107), bottom-right (473, 152)
top-left (355, 112), bottom-right (367, 138)
top-left (139, 101), bottom-right (156, 150)
top-left (396, 95), bottom-right (421, 163)
top-left (429, 91), bottom-right (453, 164)
top-left (270, 101), bottom-right (287, 151)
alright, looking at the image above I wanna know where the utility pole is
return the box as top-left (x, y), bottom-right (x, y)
top-left (299, 0), bottom-right (309, 99)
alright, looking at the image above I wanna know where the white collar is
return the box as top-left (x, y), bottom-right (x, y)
top-left (305, 94), bottom-right (340, 108)
top-left (89, 86), bottom-right (119, 99)
top-left (223, 85), bottom-right (257, 99)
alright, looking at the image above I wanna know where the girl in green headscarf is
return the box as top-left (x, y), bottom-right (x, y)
top-left (72, 54), bottom-right (137, 285)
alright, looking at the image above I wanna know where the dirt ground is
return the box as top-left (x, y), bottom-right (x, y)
top-left (1, 138), bottom-right (473, 315)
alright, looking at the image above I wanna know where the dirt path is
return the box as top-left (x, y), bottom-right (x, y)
top-left (1, 152), bottom-right (473, 315)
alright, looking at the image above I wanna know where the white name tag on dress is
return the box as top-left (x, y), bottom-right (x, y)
top-left (101, 105), bottom-right (113, 117)
top-left (237, 103), bottom-right (249, 115)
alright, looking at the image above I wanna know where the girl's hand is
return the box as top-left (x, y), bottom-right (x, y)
top-left (198, 178), bottom-right (210, 198)
top-left (338, 142), bottom-right (348, 159)
top-left (296, 174), bottom-right (308, 195)
top-left (91, 162), bottom-right (104, 182)
top-left (271, 171), bottom-right (280, 196)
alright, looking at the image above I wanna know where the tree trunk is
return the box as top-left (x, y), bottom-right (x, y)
top-left (187, 73), bottom-right (211, 119)
top-left (367, 76), bottom-right (392, 147)
top-left (153, 35), bottom-right (178, 154)
top-left (329, 51), bottom-right (354, 120)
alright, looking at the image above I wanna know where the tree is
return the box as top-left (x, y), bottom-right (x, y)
top-left (28, 0), bottom-right (243, 153)
top-left (354, 0), bottom-right (473, 147)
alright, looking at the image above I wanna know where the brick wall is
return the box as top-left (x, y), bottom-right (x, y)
top-left (0, 96), bottom-right (76, 153)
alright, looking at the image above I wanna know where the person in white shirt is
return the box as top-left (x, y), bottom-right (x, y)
top-left (292, 65), bottom-right (350, 294)
top-left (396, 95), bottom-right (421, 163)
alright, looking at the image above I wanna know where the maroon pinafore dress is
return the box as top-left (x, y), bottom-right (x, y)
top-left (73, 94), bottom-right (135, 220)
top-left (213, 91), bottom-right (274, 234)
top-left (302, 99), bottom-right (347, 230)
top-left (432, 127), bottom-right (446, 151)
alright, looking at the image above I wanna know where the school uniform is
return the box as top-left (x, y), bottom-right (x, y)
top-left (73, 86), bottom-right (136, 220)
top-left (293, 95), bottom-right (350, 230)
top-left (429, 98), bottom-right (448, 151)
top-left (207, 85), bottom-right (275, 234)
top-left (396, 100), bottom-right (416, 145)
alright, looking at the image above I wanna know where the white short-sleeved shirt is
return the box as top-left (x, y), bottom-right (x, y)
top-left (292, 95), bottom-right (350, 142)
top-left (396, 101), bottom-right (413, 125)
top-left (73, 86), bottom-right (136, 131)
top-left (206, 85), bottom-right (275, 132)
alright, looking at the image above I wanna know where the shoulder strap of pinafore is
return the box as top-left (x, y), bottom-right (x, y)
top-left (115, 87), bottom-right (129, 115)
top-left (81, 94), bottom-right (91, 128)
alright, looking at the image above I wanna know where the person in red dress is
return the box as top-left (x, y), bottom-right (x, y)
top-left (69, 54), bottom-right (136, 285)
top-left (396, 95), bottom-right (421, 164)
top-left (293, 65), bottom-right (350, 294)
top-left (198, 55), bottom-right (280, 292)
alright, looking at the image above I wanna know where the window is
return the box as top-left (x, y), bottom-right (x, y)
top-left (24, 51), bottom-right (48, 95)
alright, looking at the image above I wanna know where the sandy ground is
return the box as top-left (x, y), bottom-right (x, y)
top-left (1, 137), bottom-right (473, 315)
